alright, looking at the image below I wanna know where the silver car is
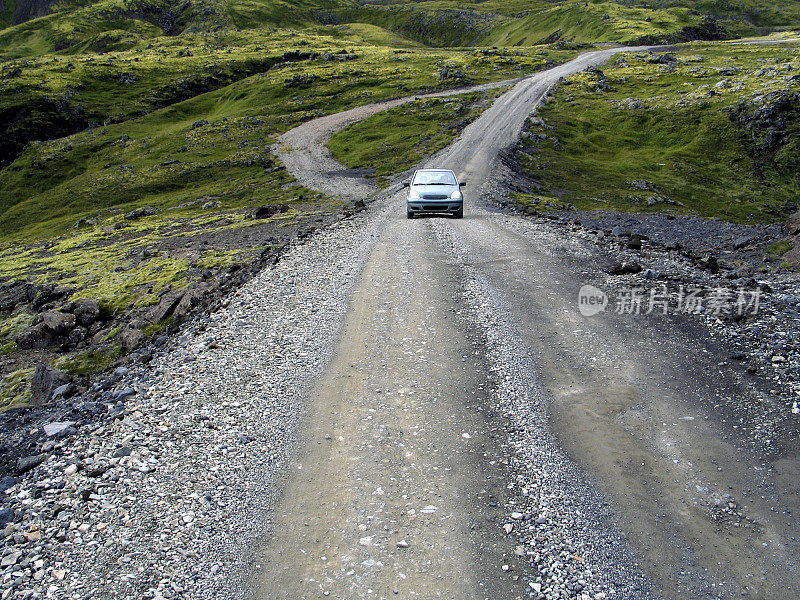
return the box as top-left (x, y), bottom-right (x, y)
top-left (404, 169), bottom-right (464, 219)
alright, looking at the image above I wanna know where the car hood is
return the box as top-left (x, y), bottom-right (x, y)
top-left (410, 185), bottom-right (458, 196)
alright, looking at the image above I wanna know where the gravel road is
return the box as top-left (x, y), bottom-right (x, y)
top-left (263, 45), bottom-right (800, 599)
top-left (4, 46), bottom-right (799, 600)
top-left (272, 78), bottom-right (525, 201)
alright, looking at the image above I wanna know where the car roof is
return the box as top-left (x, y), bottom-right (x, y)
top-left (415, 169), bottom-right (455, 174)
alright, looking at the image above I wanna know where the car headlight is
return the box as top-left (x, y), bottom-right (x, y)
top-left (408, 190), bottom-right (421, 200)
top-left (450, 190), bottom-right (462, 200)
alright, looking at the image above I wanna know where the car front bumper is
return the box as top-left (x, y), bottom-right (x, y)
top-left (407, 200), bottom-right (463, 213)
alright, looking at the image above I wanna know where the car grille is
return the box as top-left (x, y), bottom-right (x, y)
top-left (422, 194), bottom-right (448, 200)
top-left (420, 204), bottom-right (448, 211)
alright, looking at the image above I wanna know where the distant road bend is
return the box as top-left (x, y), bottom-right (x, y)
top-left (260, 47), bottom-right (800, 600)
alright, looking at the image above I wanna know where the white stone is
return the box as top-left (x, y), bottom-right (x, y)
top-left (43, 422), bottom-right (74, 437)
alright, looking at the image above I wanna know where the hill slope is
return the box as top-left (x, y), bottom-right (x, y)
top-left (0, 0), bottom-right (798, 390)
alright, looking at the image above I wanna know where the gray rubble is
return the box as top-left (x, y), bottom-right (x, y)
top-left (0, 205), bottom-right (387, 600)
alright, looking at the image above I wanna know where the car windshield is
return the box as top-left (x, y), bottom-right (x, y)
top-left (412, 171), bottom-right (456, 186)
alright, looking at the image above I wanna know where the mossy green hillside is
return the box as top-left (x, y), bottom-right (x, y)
top-left (335, 0), bottom-right (800, 46)
top-left (0, 29), bottom-right (366, 164)
top-left (512, 42), bottom-right (800, 223)
top-left (0, 26), bottom-right (571, 166)
top-left (0, 368), bottom-right (33, 411)
top-left (768, 238), bottom-right (795, 256)
top-left (482, 3), bottom-right (700, 46)
top-left (0, 0), bottom-right (352, 57)
top-left (55, 344), bottom-right (122, 374)
top-left (328, 89), bottom-right (504, 185)
top-left (0, 194), bottom-right (310, 313)
top-left (0, 35), bottom-right (569, 327)
top-left (0, 311), bottom-right (33, 355)
top-left (4, 0), bottom-right (800, 61)
top-left (0, 36), bottom-right (569, 237)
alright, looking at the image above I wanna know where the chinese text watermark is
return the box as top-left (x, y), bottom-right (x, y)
top-left (578, 284), bottom-right (761, 317)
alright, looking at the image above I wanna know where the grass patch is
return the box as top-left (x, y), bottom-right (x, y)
top-left (55, 344), bottom-right (122, 375)
top-left (768, 239), bottom-right (794, 256)
top-left (328, 88), bottom-right (504, 184)
top-left (0, 368), bottom-right (34, 411)
top-left (0, 311), bottom-right (34, 355)
top-left (512, 42), bottom-right (800, 223)
top-left (142, 315), bottom-right (174, 337)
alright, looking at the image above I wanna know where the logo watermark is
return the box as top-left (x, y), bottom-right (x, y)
top-left (578, 284), bottom-right (761, 317)
top-left (578, 285), bottom-right (608, 316)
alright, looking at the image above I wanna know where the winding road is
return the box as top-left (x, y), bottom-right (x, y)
top-left (258, 48), bottom-right (800, 599)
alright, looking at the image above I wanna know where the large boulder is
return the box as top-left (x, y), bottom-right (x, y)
top-left (68, 326), bottom-right (87, 344)
top-left (173, 283), bottom-right (212, 320)
top-left (0, 507), bottom-right (14, 529)
top-left (72, 298), bottom-right (100, 326)
top-left (15, 322), bottom-right (52, 349)
top-left (787, 210), bottom-right (800, 236)
top-left (251, 204), bottom-right (290, 220)
top-left (16, 454), bottom-right (46, 475)
top-left (32, 284), bottom-right (73, 309)
top-left (123, 206), bottom-right (159, 220)
top-left (16, 310), bottom-right (78, 348)
top-left (607, 261), bottom-right (642, 275)
top-left (144, 290), bottom-right (185, 324)
top-left (30, 363), bottom-right (72, 406)
top-left (0, 282), bottom-right (36, 312)
top-left (120, 327), bottom-right (144, 351)
top-left (41, 310), bottom-right (76, 335)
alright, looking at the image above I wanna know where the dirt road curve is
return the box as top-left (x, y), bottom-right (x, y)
top-left (260, 48), bottom-right (800, 599)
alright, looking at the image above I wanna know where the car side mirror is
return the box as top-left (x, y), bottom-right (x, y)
top-left (402, 182), bottom-right (410, 188)
top-left (459, 182), bottom-right (467, 188)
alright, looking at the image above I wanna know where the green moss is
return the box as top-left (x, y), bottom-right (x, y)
top-left (768, 239), bottom-right (794, 256)
top-left (104, 325), bottom-right (121, 340)
top-left (142, 314), bottom-right (174, 336)
top-left (0, 311), bottom-right (34, 355)
top-left (196, 247), bottom-right (251, 269)
top-left (0, 368), bottom-right (34, 411)
top-left (55, 344), bottom-right (122, 375)
top-left (512, 43), bottom-right (800, 223)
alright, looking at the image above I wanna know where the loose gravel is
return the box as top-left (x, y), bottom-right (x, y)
top-left (531, 210), bottom-right (800, 454)
top-left (0, 202), bottom-right (392, 600)
top-left (430, 215), bottom-right (656, 600)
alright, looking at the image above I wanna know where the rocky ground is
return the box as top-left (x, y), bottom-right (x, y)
top-left (0, 198), bottom-right (360, 404)
top-left (0, 202), bottom-right (384, 600)
top-left (500, 199), bottom-right (800, 445)
top-left (4, 191), bottom-right (797, 600)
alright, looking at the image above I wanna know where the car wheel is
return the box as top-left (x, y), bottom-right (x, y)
top-left (407, 211), bottom-right (414, 219)
top-left (453, 208), bottom-right (463, 219)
